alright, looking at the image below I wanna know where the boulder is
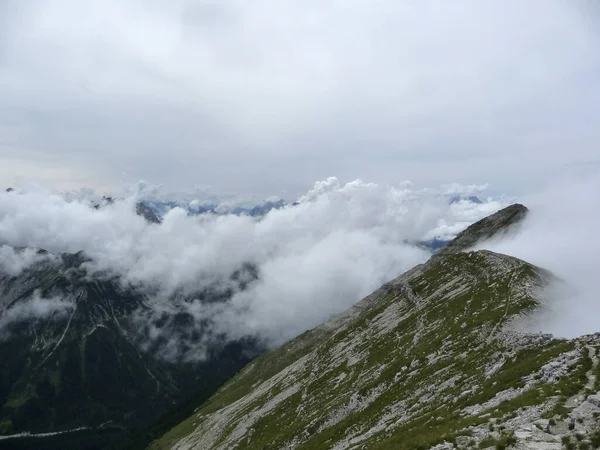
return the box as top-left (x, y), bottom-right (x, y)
top-left (586, 394), bottom-right (600, 408)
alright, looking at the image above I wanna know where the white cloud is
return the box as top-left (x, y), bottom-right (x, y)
top-left (442, 183), bottom-right (490, 196)
top-left (0, 291), bottom-right (74, 339)
top-left (0, 245), bottom-right (56, 277)
top-left (479, 171), bottom-right (600, 338)
top-left (4, 172), bottom-right (598, 357)
top-left (0, 179), bottom-right (510, 354)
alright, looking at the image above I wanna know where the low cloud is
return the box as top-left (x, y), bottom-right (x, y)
top-left (0, 179), bottom-right (511, 357)
top-left (0, 290), bottom-right (74, 339)
top-left (0, 245), bottom-right (56, 277)
top-left (480, 172), bottom-right (600, 338)
top-left (2, 171), bottom-right (598, 357)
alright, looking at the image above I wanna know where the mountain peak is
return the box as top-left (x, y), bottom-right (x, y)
top-left (136, 201), bottom-right (162, 224)
top-left (435, 203), bottom-right (528, 257)
top-left (450, 195), bottom-right (483, 204)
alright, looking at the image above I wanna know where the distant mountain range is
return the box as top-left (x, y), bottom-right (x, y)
top-left (141, 199), bottom-right (287, 220)
top-left (134, 195), bottom-right (483, 222)
top-left (450, 195), bottom-right (483, 204)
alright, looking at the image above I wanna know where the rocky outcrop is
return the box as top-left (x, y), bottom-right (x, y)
top-left (136, 201), bottom-right (162, 224)
top-left (91, 196), bottom-right (162, 224)
top-left (434, 203), bottom-right (528, 258)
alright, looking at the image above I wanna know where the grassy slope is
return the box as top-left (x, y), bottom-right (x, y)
top-left (150, 251), bottom-right (581, 449)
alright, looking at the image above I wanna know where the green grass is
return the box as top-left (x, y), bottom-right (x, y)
top-left (590, 430), bottom-right (600, 448)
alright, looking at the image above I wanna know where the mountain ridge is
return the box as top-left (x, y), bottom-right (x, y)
top-left (149, 204), bottom-right (600, 450)
top-left (433, 204), bottom-right (528, 258)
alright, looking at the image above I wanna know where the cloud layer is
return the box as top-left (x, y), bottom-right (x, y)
top-left (480, 173), bottom-right (600, 338)
top-left (0, 179), bottom-right (506, 350)
top-left (1, 170), bottom-right (599, 357)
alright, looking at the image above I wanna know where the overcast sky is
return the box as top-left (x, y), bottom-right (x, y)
top-left (1, 0), bottom-right (599, 197)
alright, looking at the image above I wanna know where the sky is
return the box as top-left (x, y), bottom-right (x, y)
top-left (1, 0), bottom-right (599, 197)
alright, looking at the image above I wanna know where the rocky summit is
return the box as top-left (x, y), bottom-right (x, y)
top-left (433, 204), bottom-right (528, 258)
top-left (150, 204), bottom-right (600, 450)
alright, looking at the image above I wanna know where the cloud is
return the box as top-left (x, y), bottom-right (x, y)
top-left (6, 172), bottom-right (599, 357)
top-left (0, 291), bottom-right (74, 339)
top-left (442, 183), bottom-right (489, 196)
top-left (0, 1), bottom-right (599, 194)
top-left (479, 171), bottom-right (600, 338)
top-left (0, 245), bottom-right (56, 277)
top-left (7, 172), bottom-right (599, 357)
top-left (0, 179), bottom-right (510, 356)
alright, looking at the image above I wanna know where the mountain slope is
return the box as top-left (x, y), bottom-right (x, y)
top-left (150, 205), bottom-right (600, 450)
top-left (433, 204), bottom-right (528, 258)
top-left (0, 250), bottom-right (259, 449)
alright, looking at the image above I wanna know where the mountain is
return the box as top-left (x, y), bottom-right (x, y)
top-left (136, 202), bottom-right (161, 224)
top-left (93, 197), bottom-right (162, 224)
top-left (7, 189), bottom-right (162, 226)
top-left (450, 195), bottom-right (483, 205)
top-left (433, 204), bottom-right (528, 258)
top-left (0, 250), bottom-right (261, 449)
top-left (417, 204), bottom-right (527, 257)
top-left (150, 204), bottom-right (600, 450)
top-left (246, 199), bottom-right (286, 217)
top-left (143, 199), bottom-right (287, 219)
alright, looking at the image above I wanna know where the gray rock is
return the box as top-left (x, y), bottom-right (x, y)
top-left (534, 419), bottom-right (549, 427)
top-left (455, 435), bottom-right (471, 447)
top-left (458, 389), bottom-right (472, 399)
top-left (586, 394), bottom-right (600, 408)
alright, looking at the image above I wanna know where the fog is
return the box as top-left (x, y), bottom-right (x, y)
top-left (481, 173), bottom-right (600, 338)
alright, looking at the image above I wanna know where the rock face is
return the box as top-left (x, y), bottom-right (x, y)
top-left (136, 202), bottom-right (162, 224)
top-left (149, 204), bottom-right (600, 450)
